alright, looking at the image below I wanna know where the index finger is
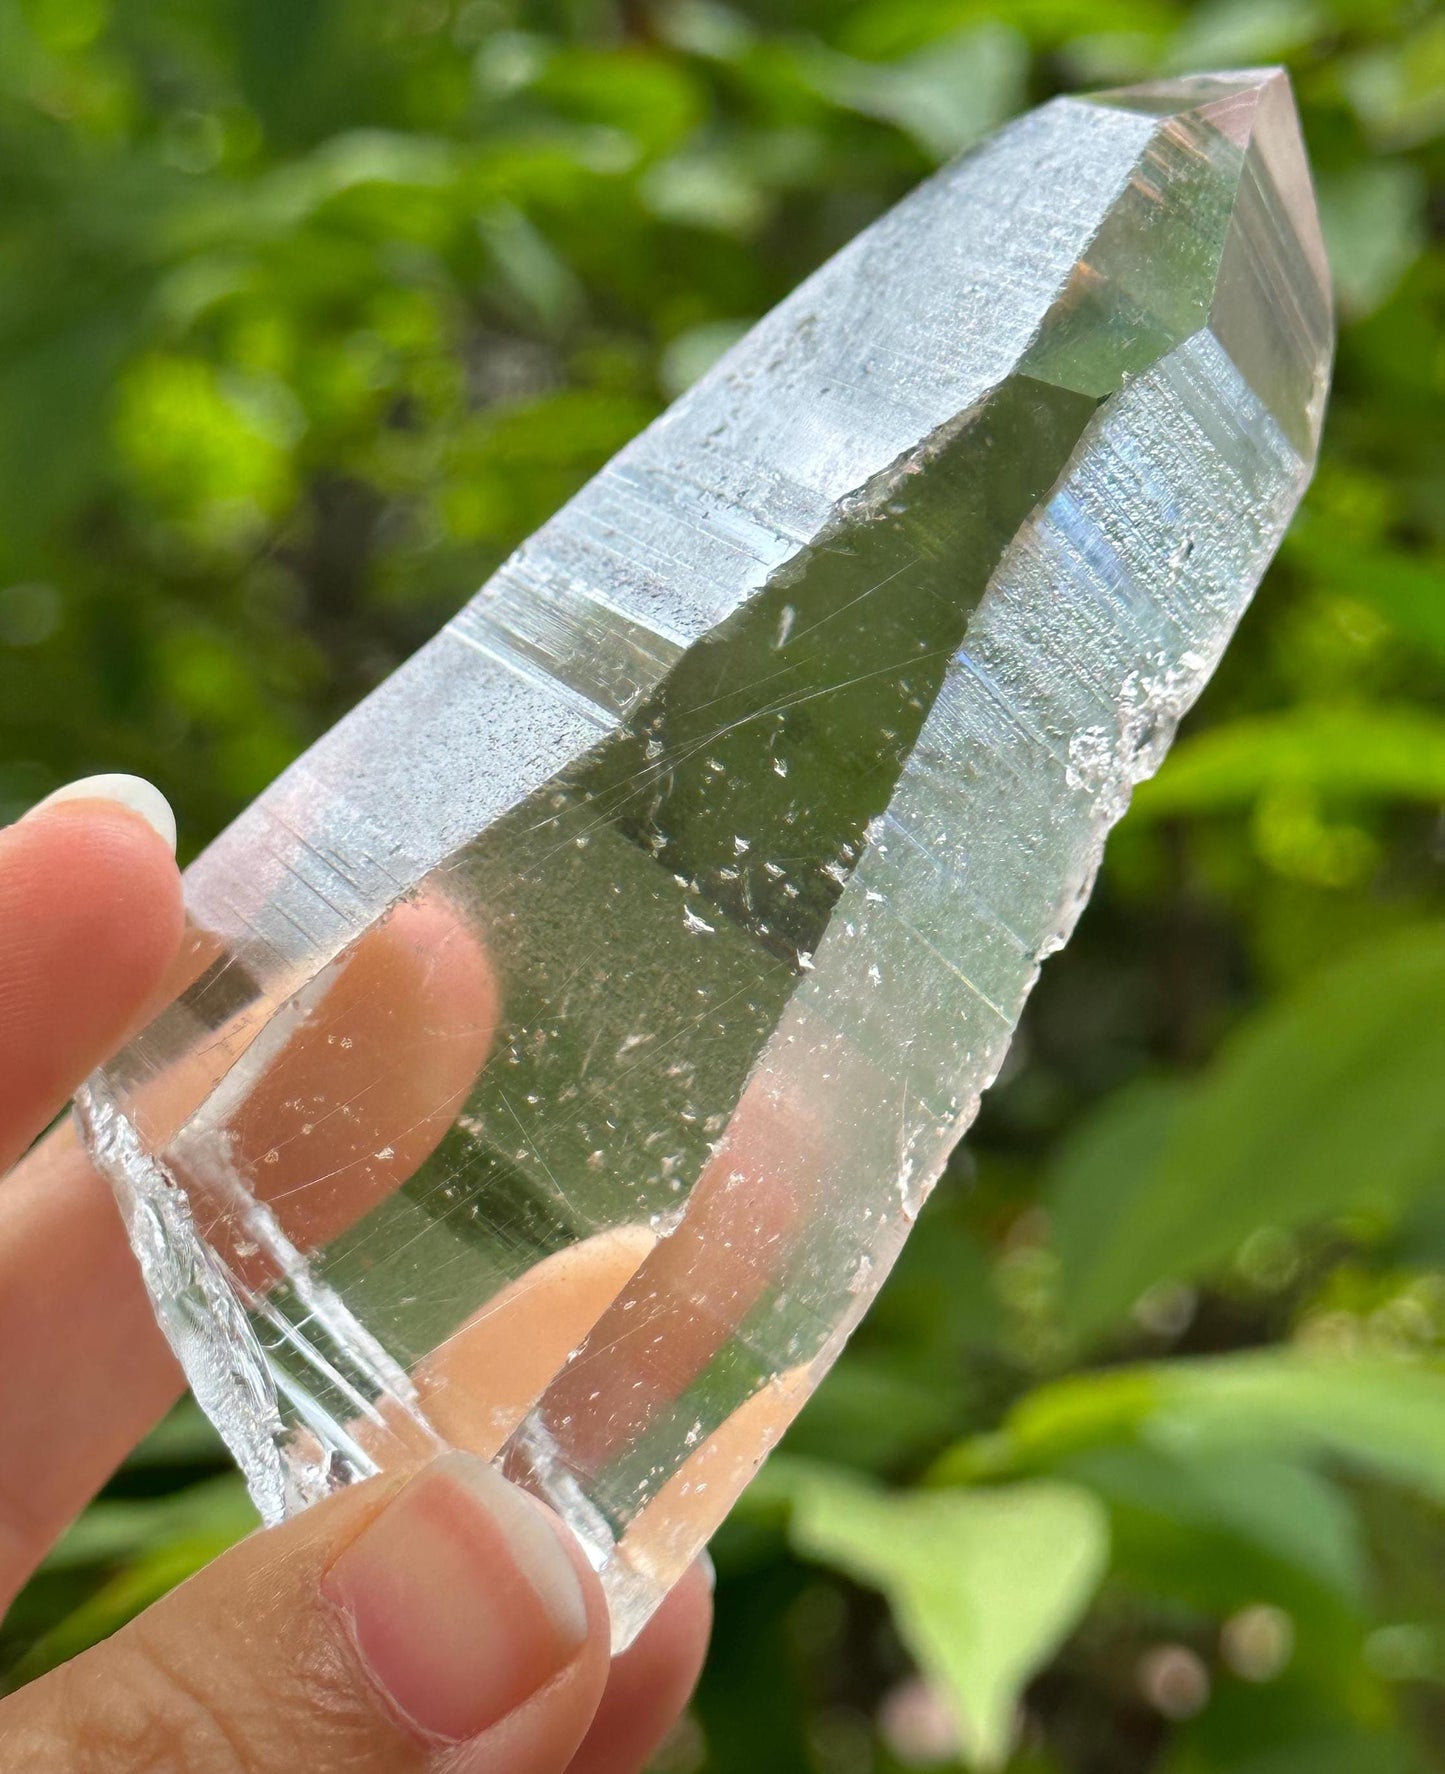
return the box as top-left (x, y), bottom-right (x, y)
top-left (0, 790), bottom-right (186, 1604)
top-left (0, 822), bottom-right (498, 1603)
top-left (0, 793), bottom-right (184, 1174)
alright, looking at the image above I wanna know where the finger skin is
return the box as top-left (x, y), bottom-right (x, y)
top-left (0, 803), bottom-right (707, 1769)
top-left (1, 1457), bottom-right (613, 1774)
top-left (0, 863), bottom-right (493, 1605)
top-left (0, 1125), bottom-right (184, 1606)
top-left (200, 890), bottom-right (498, 1260)
top-left (0, 801), bottom-right (184, 1173)
top-left (0, 803), bottom-right (187, 1602)
top-left (568, 1563), bottom-right (712, 1774)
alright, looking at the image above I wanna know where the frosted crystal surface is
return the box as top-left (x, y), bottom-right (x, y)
top-left (78, 70), bottom-right (1332, 1644)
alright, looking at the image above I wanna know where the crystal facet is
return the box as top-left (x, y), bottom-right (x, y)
top-left (79, 70), bottom-right (1332, 1644)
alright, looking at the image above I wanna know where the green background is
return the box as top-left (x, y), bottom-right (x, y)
top-left (1, 1), bottom-right (1443, 1769)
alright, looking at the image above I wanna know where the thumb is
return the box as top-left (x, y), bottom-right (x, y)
top-left (1, 1452), bottom-right (611, 1773)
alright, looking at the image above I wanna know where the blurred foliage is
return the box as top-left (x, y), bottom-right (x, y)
top-left (1, 0), bottom-right (1442, 1770)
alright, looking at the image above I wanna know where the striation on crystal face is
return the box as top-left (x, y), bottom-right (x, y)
top-left (78, 69), bottom-right (1332, 1644)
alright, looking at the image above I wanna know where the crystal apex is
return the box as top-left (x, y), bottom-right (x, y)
top-left (1090, 66), bottom-right (1331, 328)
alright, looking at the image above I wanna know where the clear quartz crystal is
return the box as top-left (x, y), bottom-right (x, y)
top-left (79, 69), bottom-right (1331, 1644)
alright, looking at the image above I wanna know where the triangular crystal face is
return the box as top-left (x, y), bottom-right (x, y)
top-left (81, 73), bottom-right (1333, 1645)
top-left (1094, 66), bottom-right (1288, 118)
top-left (1031, 69), bottom-right (1331, 450)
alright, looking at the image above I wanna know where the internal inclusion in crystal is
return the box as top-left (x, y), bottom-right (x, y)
top-left (385, 378), bottom-right (1101, 1289)
top-left (80, 70), bottom-right (1332, 1645)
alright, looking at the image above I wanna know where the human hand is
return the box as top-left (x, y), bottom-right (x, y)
top-left (0, 779), bottom-right (711, 1773)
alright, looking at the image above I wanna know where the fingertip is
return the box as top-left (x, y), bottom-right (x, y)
top-left (382, 888), bottom-right (501, 1058)
top-left (2, 1454), bottom-right (614, 1774)
top-left (323, 1452), bottom-right (602, 1745)
top-left (30, 772), bottom-right (178, 853)
top-left (8, 791), bottom-right (186, 976)
top-left (0, 786), bottom-right (185, 1163)
top-left (566, 1558), bottom-right (713, 1774)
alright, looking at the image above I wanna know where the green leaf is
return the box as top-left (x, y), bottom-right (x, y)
top-left (38, 1502), bottom-right (181, 1574)
top-left (0, 295), bottom-right (151, 573)
top-left (1318, 162), bottom-right (1428, 317)
top-left (1064, 1444), bottom-right (1368, 1611)
top-left (936, 1352), bottom-right (1445, 1512)
top-left (784, 1353), bottom-right (968, 1472)
top-left (639, 151), bottom-right (767, 236)
top-left (477, 203), bottom-right (585, 333)
top-left (1177, 1734), bottom-right (1417, 1774)
top-left (1131, 708), bottom-right (1445, 819)
top-left (840, 0), bottom-right (1174, 58)
top-left (1046, 926), bottom-right (1445, 1339)
top-left (42, 1476), bottom-right (253, 1573)
top-left (787, 1468), bottom-right (1108, 1768)
top-left (1161, 0), bottom-right (1325, 71)
top-left (531, 45), bottom-right (705, 158)
top-left (1147, 1357), bottom-right (1445, 1506)
top-left (795, 25), bottom-right (1028, 160)
top-left (122, 1399), bottom-right (227, 1469)
top-left (659, 319), bottom-right (753, 399)
top-left (1043, 1076), bottom-right (1184, 1333)
top-left (1342, 16), bottom-right (1445, 148)
top-left (1284, 528), bottom-right (1445, 664)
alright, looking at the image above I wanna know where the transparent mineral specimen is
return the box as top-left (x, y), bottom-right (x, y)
top-left (79, 69), bottom-right (1332, 1644)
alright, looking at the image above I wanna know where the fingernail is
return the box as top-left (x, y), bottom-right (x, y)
top-left (698, 1549), bottom-right (716, 1594)
top-left (324, 1452), bottom-right (590, 1744)
top-left (30, 773), bottom-right (177, 853)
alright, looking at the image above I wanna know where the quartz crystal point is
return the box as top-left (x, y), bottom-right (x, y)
top-left (79, 69), bottom-right (1332, 1645)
